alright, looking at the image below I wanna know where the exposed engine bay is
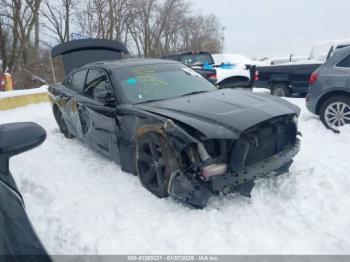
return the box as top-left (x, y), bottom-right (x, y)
top-left (166, 115), bottom-right (300, 208)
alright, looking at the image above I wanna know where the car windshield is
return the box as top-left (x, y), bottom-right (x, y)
top-left (179, 53), bottom-right (214, 66)
top-left (112, 63), bottom-right (217, 104)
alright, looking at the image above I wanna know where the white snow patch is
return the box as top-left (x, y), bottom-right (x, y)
top-left (0, 85), bottom-right (48, 99)
top-left (0, 96), bottom-right (350, 254)
top-left (212, 53), bottom-right (266, 66)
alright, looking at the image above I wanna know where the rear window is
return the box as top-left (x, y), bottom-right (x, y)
top-left (85, 69), bottom-right (108, 96)
top-left (336, 55), bottom-right (350, 68)
top-left (179, 53), bottom-right (214, 66)
top-left (71, 70), bottom-right (87, 93)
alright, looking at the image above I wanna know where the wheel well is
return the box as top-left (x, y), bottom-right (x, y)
top-left (269, 81), bottom-right (290, 89)
top-left (316, 90), bottom-right (350, 115)
top-left (219, 76), bottom-right (249, 84)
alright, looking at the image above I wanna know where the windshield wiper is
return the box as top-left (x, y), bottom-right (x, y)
top-left (134, 98), bottom-right (167, 104)
top-left (179, 90), bottom-right (208, 97)
top-left (135, 91), bottom-right (209, 104)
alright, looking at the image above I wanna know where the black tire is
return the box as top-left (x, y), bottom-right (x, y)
top-left (270, 83), bottom-right (291, 97)
top-left (55, 109), bottom-right (74, 139)
top-left (136, 132), bottom-right (179, 198)
top-left (319, 95), bottom-right (350, 130)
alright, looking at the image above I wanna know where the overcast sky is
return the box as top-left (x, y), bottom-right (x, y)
top-left (193, 0), bottom-right (350, 59)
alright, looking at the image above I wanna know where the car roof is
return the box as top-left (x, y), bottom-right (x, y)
top-left (334, 45), bottom-right (350, 54)
top-left (322, 45), bottom-right (350, 66)
top-left (85, 58), bottom-right (180, 70)
top-left (163, 51), bottom-right (211, 57)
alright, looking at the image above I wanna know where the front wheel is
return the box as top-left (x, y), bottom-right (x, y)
top-left (136, 132), bottom-right (179, 198)
top-left (319, 95), bottom-right (350, 131)
top-left (55, 109), bottom-right (74, 139)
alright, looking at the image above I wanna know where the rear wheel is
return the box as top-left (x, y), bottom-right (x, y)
top-left (271, 83), bottom-right (291, 97)
top-left (320, 95), bottom-right (350, 131)
top-left (55, 109), bottom-right (74, 139)
top-left (136, 132), bottom-right (179, 198)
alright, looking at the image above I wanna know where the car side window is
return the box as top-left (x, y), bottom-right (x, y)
top-left (85, 69), bottom-right (108, 97)
top-left (71, 70), bottom-right (87, 93)
top-left (336, 55), bottom-right (350, 68)
top-left (64, 74), bottom-right (73, 87)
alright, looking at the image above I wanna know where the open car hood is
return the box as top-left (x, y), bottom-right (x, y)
top-left (136, 89), bottom-right (300, 139)
top-left (51, 39), bottom-right (129, 74)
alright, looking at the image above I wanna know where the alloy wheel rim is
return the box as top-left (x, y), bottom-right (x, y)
top-left (137, 135), bottom-right (170, 194)
top-left (325, 102), bottom-right (350, 129)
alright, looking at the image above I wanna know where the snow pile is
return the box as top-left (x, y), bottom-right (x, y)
top-left (0, 96), bottom-right (350, 254)
top-left (310, 39), bottom-right (350, 62)
top-left (0, 85), bottom-right (48, 99)
top-left (212, 53), bottom-right (266, 66)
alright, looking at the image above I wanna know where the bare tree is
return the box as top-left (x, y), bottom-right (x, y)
top-left (26, 0), bottom-right (42, 60)
top-left (178, 14), bottom-right (221, 54)
top-left (40, 0), bottom-right (75, 44)
top-left (70, 0), bottom-right (221, 57)
top-left (125, 0), bottom-right (220, 57)
top-left (75, 0), bottom-right (130, 43)
top-left (126, 0), bottom-right (189, 57)
top-left (0, 0), bottom-right (222, 88)
top-left (0, 18), bottom-right (11, 72)
top-left (0, 0), bottom-right (36, 69)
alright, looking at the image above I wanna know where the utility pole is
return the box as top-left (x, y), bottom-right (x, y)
top-left (221, 26), bottom-right (226, 53)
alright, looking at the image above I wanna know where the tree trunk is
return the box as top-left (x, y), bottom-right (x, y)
top-left (34, 11), bottom-right (40, 61)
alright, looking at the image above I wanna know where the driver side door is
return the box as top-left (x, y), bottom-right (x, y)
top-left (76, 68), bottom-right (120, 161)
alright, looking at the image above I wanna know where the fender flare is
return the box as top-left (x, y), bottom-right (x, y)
top-left (315, 89), bottom-right (350, 115)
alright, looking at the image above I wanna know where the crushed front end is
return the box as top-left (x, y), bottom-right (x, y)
top-left (167, 114), bottom-right (301, 208)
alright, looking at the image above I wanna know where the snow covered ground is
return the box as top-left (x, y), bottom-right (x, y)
top-left (0, 85), bottom-right (48, 99)
top-left (1, 92), bottom-right (350, 255)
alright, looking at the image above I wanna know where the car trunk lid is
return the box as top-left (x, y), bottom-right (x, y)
top-left (51, 39), bottom-right (129, 74)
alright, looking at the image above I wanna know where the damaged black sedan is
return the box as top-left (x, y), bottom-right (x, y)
top-left (49, 42), bottom-right (300, 208)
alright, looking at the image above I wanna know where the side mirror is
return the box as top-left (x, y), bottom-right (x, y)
top-left (93, 87), bottom-right (109, 104)
top-left (0, 122), bottom-right (49, 257)
top-left (93, 82), bottom-right (116, 105)
top-left (0, 122), bottom-right (46, 176)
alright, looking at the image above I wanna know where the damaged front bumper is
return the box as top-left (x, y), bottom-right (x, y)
top-left (210, 138), bottom-right (300, 193)
top-left (169, 139), bottom-right (300, 208)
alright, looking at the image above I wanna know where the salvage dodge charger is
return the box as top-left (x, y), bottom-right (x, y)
top-left (49, 39), bottom-right (301, 208)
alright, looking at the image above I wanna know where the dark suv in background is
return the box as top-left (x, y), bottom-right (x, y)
top-left (163, 52), bottom-right (217, 83)
top-left (306, 46), bottom-right (350, 131)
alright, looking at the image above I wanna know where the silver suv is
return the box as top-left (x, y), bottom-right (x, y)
top-left (306, 46), bottom-right (350, 132)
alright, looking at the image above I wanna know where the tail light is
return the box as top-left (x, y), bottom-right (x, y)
top-left (309, 72), bottom-right (319, 85)
top-left (207, 72), bottom-right (217, 80)
top-left (254, 70), bottom-right (259, 81)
